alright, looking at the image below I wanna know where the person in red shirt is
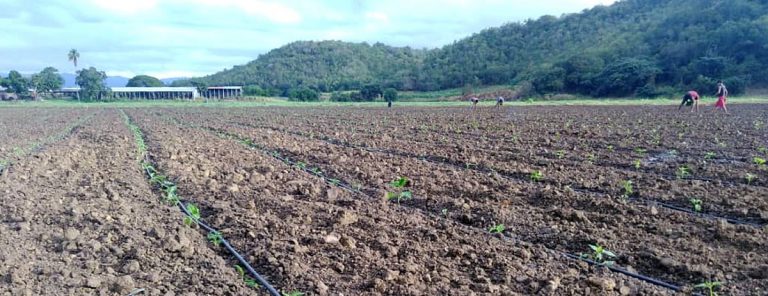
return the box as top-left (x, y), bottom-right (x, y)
top-left (678, 90), bottom-right (700, 112)
top-left (713, 81), bottom-right (728, 114)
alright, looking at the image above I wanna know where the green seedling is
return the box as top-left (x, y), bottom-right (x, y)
top-left (586, 153), bottom-right (597, 164)
top-left (164, 185), bottom-right (181, 205)
top-left (293, 161), bottom-right (307, 170)
top-left (753, 157), bottom-right (766, 166)
top-left (328, 178), bottom-right (341, 186)
top-left (310, 167), bottom-right (322, 176)
top-left (704, 152), bottom-right (716, 160)
top-left (621, 180), bottom-right (634, 199)
top-left (694, 280), bottom-right (722, 296)
top-left (745, 173), bottom-right (757, 185)
top-left (234, 265), bottom-right (260, 288)
top-left (207, 231), bottom-right (223, 247)
top-left (690, 198), bottom-right (703, 213)
top-left (606, 145), bottom-right (614, 152)
top-left (634, 147), bottom-right (647, 155)
top-left (530, 170), bottom-right (543, 182)
top-left (676, 166), bottom-right (692, 179)
top-left (441, 208), bottom-right (448, 216)
top-left (633, 159), bottom-right (642, 169)
top-left (758, 146), bottom-right (768, 154)
top-left (282, 291), bottom-right (305, 296)
top-left (386, 177), bottom-right (412, 204)
top-left (488, 223), bottom-right (505, 234)
top-left (556, 150), bottom-right (565, 159)
top-left (581, 244), bottom-right (616, 266)
top-left (183, 203), bottom-right (201, 226)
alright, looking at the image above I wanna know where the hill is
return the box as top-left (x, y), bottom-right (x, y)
top-left (416, 0), bottom-right (768, 96)
top-left (177, 0), bottom-right (768, 97)
top-left (173, 41), bottom-right (427, 94)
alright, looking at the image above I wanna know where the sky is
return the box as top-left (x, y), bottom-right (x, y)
top-left (0, 0), bottom-right (616, 78)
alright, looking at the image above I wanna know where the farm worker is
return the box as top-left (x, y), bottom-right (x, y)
top-left (470, 96), bottom-right (479, 110)
top-left (678, 90), bottom-right (700, 112)
top-left (495, 96), bottom-right (505, 108)
top-left (387, 98), bottom-right (392, 108)
top-left (713, 81), bottom-right (728, 113)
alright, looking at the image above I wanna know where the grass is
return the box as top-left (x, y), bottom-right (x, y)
top-left (4, 96), bottom-right (767, 108)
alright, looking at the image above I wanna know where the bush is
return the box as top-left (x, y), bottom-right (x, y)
top-left (330, 91), bottom-right (351, 102)
top-left (383, 88), bottom-right (398, 101)
top-left (288, 87), bottom-right (319, 101)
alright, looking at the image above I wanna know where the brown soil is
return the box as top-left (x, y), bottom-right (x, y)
top-left (1, 104), bottom-right (765, 296)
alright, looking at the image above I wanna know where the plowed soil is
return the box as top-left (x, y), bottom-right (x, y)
top-left (2, 104), bottom-right (766, 296)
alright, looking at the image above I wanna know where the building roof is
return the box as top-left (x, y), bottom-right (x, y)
top-left (60, 87), bottom-right (197, 92)
top-left (207, 86), bottom-right (242, 90)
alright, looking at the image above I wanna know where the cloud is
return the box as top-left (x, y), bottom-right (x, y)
top-left (0, 0), bottom-right (616, 78)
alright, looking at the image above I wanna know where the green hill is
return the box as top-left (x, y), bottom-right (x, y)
top-left (173, 41), bottom-right (427, 94)
top-left (180, 0), bottom-right (768, 97)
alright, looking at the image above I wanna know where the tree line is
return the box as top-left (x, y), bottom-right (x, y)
top-left (176, 0), bottom-right (768, 98)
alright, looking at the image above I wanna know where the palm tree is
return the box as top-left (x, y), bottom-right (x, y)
top-left (68, 49), bottom-right (80, 68)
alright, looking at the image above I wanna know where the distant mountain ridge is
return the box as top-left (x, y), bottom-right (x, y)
top-left (177, 0), bottom-right (768, 97)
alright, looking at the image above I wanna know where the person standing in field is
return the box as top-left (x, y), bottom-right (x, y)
top-left (713, 81), bottom-right (728, 113)
top-left (495, 96), bottom-right (505, 108)
top-left (470, 96), bottom-right (479, 110)
top-left (678, 90), bottom-right (700, 112)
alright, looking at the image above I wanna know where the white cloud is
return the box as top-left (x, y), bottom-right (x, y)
top-left (1, 0), bottom-right (617, 77)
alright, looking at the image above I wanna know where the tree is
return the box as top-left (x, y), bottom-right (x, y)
top-left (360, 84), bottom-right (383, 101)
top-left (31, 67), bottom-right (64, 97)
top-left (68, 49), bottom-right (80, 68)
top-left (383, 88), bottom-right (398, 101)
top-left (126, 75), bottom-right (164, 87)
top-left (76, 67), bottom-right (109, 101)
top-left (5, 70), bottom-right (30, 97)
top-left (191, 81), bottom-right (208, 98)
top-left (288, 87), bottom-right (319, 101)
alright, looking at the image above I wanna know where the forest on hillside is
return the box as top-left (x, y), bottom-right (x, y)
top-left (175, 0), bottom-right (768, 98)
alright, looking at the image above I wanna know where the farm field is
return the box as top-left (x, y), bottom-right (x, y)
top-left (1, 104), bottom-right (766, 295)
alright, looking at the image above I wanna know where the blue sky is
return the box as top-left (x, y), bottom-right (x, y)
top-left (0, 0), bottom-right (615, 78)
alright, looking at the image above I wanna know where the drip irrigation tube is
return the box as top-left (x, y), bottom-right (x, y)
top-left (140, 164), bottom-right (281, 296)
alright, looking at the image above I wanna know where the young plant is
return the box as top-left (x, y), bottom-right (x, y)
top-left (690, 198), bottom-right (703, 213)
top-left (586, 153), bottom-right (597, 164)
top-left (234, 265), bottom-right (259, 288)
top-left (581, 244), bottom-right (616, 266)
top-left (282, 292), bottom-right (305, 296)
top-left (676, 166), bottom-right (692, 179)
top-left (441, 208), bottom-right (448, 216)
top-left (753, 157), bottom-right (766, 166)
top-left (745, 173), bottom-right (757, 185)
top-left (530, 170), bottom-right (543, 182)
top-left (293, 161), bottom-right (307, 170)
top-left (633, 159), bottom-right (642, 169)
top-left (183, 203), bottom-right (201, 226)
top-left (556, 150), bottom-right (565, 159)
top-left (704, 152), bottom-right (716, 160)
top-left (634, 147), bottom-right (647, 155)
top-left (328, 178), bottom-right (341, 186)
top-left (694, 280), bottom-right (722, 296)
top-left (207, 230), bottom-right (223, 247)
top-left (620, 180), bottom-right (634, 199)
top-left (310, 167), bottom-right (322, 176)
top-left (164, 184), bottom-right (181, 205)
top-left (386, 177), bottom-right (413, 204)
top-left (758, 146), bottom-right (768, 154)
top-left (488, 223), bottom-right (505, 234)
top-left (606, 145), bottom-right (614, 152)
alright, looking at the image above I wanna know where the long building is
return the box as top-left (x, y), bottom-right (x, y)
top-left (56, 86), bottom-right (242, 100)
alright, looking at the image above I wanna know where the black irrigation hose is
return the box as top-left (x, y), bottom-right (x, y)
top-left (201, 127), bottom-right (703, 295)
top-left (141, 163), bottom-right (281, 296)
top-left (128, 114), bottom-right (281, 296)
top-left (269, 126), bottom-right (767, 227)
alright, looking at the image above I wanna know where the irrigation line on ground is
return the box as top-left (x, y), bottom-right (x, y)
top-left (237, 121), bottom-right (766, 227)
top-left (121, 110), bottom-right (281, 296)
top-left (176, 120), bottom-right (700, 294)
